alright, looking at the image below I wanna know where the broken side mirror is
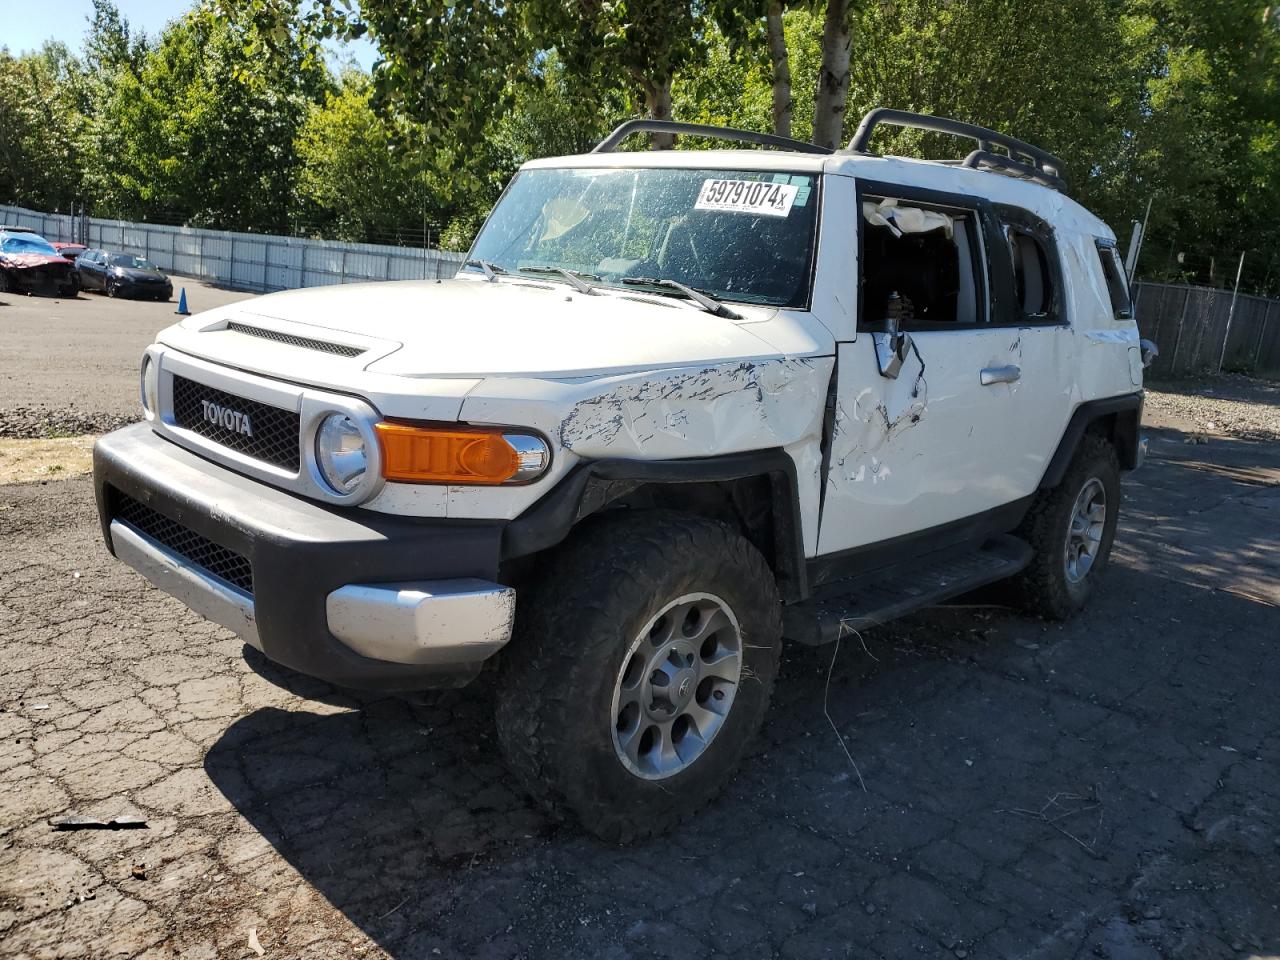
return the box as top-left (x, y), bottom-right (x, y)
top-left (874, 293), bottom-right (914, 379)
top-left (1140, 338), bottom-right (1158, 369)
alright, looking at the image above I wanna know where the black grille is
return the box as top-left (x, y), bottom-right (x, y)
top-left (171, 375), bottom-right (300, 470)
top-left (114, 492), bottom-right (254, 595)
top-left (227, 322), bottom-right (364, 358)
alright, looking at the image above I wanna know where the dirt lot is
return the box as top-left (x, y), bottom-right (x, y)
top-left (1, 288), bottom-right (1278, 959)
top-left (0, 279), bottom-right (251, 434)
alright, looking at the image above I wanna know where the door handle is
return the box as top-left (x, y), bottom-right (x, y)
top-left (980, 364), bottom-right (1021, 386)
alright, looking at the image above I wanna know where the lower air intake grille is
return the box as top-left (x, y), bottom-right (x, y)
top-left (114, 492), bottom-right (254, 595)
top-left (227, 322), bottom-right (364, 358)
top-left (171, 375), bottom-right (301, 471)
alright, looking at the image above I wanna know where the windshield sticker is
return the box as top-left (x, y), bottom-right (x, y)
top-left (695, 179), bottom-right (798, 217)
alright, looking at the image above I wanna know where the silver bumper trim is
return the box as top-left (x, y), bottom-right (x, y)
top-left (326, 579), bottom-right (516, 666)
top-left (109, 519), bottom-right (261, 649)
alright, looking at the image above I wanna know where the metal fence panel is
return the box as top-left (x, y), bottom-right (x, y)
top-left (1133, 280), bottom-right (1279, 379)
top-left (0, 204), bottom-right (466, 294)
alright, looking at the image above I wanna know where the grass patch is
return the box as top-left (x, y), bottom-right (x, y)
top-left (0, 436), bottom-right (95, 485)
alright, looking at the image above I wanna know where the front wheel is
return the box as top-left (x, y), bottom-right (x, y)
top-left (1012, 434), bottom-right (1121, 619)
top-left (495, 511), bottom-right (782, 842)
top-left (106, 279), bottom-right (118, 298)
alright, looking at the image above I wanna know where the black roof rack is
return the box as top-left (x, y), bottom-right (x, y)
top-left (845, 108), bottom-right (1069, 194)
top-left (593, 119), bottom-right (833, 156)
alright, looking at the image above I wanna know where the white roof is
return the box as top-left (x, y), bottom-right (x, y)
top-left (522, 147), bottom-right (1111, 240)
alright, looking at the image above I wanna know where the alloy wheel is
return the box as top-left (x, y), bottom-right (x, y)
top-left (1064, 477), bottom-right (1107, 583)
top-left (610, 592), bottom-right (743, 780)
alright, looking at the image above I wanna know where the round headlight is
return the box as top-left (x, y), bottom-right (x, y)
top-left (315, 413), bottom-right (368, 495)
top-left (140, 355), bottom-right (159, 419)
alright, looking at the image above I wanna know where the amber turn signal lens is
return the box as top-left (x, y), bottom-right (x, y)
top-left (375, 422), bottom-right (547, 485)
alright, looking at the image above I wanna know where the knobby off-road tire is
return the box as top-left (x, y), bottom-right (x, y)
top-left (1012, 434), bottom-right (1121, 620)
top-left (494, 510), bottom-right (783, 843)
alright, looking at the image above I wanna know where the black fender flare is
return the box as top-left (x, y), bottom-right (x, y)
top-left (1039, 392), bottom-right (1144, 489)
top-left (502, 448), bottom-right (809, 602)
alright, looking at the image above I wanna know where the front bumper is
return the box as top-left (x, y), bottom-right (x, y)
top-left (10, 266), bottom-right (77, 295)
top-left (117, 280), bottom-right (171, 298)
top-left (94, 423), bottom-right (511, 690)
top-left (112, 276), bottom-right (172, 299)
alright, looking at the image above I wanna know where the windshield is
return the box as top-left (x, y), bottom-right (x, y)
top-left (109, 254), bottom-right (158, 270)
top-left (467, 167), bottom-right (820, 308)
top-left (1, 235), bottom-right (58, 256)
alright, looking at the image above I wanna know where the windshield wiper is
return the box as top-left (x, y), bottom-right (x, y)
top-left (464, 258), bottom-right (506, 282)
top-left (621, 277), bottom-right (741, 319)
top-left (518, 266), bottom-right (600, 295)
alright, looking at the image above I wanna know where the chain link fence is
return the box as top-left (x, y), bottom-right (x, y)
top-left (1, 204), bottom-right (467, 293)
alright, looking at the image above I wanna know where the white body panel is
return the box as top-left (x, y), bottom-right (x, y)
top-left (818, 326), bottom-right (1072, 553)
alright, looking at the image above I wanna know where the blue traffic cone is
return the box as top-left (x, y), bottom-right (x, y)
top-left (175, 288), bottom-right (190, 315)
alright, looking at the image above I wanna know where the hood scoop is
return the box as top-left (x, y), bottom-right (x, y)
top-left (226, 321), bottom-right (366, 358)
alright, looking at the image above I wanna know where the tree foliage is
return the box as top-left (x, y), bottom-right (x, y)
top-left (0, 0), bottom-right (1275, 279)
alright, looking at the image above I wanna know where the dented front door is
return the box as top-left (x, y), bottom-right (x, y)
top-left (816, 324), bottom-right (1064, 555)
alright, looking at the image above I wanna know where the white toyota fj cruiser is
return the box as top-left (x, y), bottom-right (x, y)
top-left (94, 110), bottom-right (1151, 840)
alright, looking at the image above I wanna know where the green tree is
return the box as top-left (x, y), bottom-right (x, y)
top-left (292, 70), bottom-right (467, 244)
top-left (1121, 0), bottom-right (1280, 287)
top-left (0, 44), bottom-right (86, 210)
top-left (93, 5), bottom-right (329, 229)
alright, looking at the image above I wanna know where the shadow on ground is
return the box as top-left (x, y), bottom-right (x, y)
top-left (205, 432), bottom-right (1280, 959)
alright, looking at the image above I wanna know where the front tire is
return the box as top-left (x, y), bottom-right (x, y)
top-left (495, 511), bottom-right (782, 842)
top-left (106, 279), bottom-right (118, 297)
top-left (1012, 434), bottom-right (1121, 619)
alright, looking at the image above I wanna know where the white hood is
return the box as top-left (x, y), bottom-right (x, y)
top-left (167, 278), bottom-right (788, 380)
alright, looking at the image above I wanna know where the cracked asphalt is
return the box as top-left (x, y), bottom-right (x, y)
top-left (2, 399), bottom-right (1279, 958)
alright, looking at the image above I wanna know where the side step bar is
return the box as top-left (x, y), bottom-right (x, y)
top-left (783, 535), bottom-right (1033, 646)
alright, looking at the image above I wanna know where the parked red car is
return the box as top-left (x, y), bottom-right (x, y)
top-left (0, 229), bottom-right (79, 296)
top-left (52, 241), bottom-right (88, 262)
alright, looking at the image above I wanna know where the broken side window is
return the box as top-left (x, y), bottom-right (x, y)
top-left (859, 197), bottom-right (985, 329)
top-left (1006, 228), bottom-right (1056, 321)
top-left (1094, 240), bottom-right (1133, 320)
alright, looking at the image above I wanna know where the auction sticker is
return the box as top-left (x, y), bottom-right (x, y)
top-left (695, 179), bottom-right (798, 217)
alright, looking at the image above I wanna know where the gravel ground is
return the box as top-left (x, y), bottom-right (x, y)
top-left (1146, 375), bottom-right (1280, 441)
top-left (0, 279), bottom-right (251, 426)
top-left (0, 408), bottom-right (137, 441)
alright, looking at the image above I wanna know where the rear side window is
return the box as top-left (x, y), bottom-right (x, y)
top-left (994, 204), bottom-right (1062, 324)
top-left (1007, 229), bottom-right (1054, 319)
top-left (1094, 240), bottom-right (1133, 319)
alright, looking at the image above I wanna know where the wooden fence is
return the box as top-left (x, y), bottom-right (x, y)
top-left (1133, 281), bottom-right (1280, 380)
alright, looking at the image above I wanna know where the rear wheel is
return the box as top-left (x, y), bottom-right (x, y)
top-left (0, 269), bottom-right (12, 293)
top-left (1012, 434), bottom-right (1121, 619)
top-left (495, 511), bottom-right (782, 842)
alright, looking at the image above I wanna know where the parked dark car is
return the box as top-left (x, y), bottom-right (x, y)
top-left (52, 242), bottom-right (89, 262)
top-left (0, 230), bottom-right (80, 296)
top-left (76, 249), bottom-right (173, 300)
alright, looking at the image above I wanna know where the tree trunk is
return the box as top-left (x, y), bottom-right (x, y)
top-left (811, 0), bottom-right (852, 151)
top-left (641, 75), bottom-right (675, 150)
top-left (766, 2), bottom-right (792, 139)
